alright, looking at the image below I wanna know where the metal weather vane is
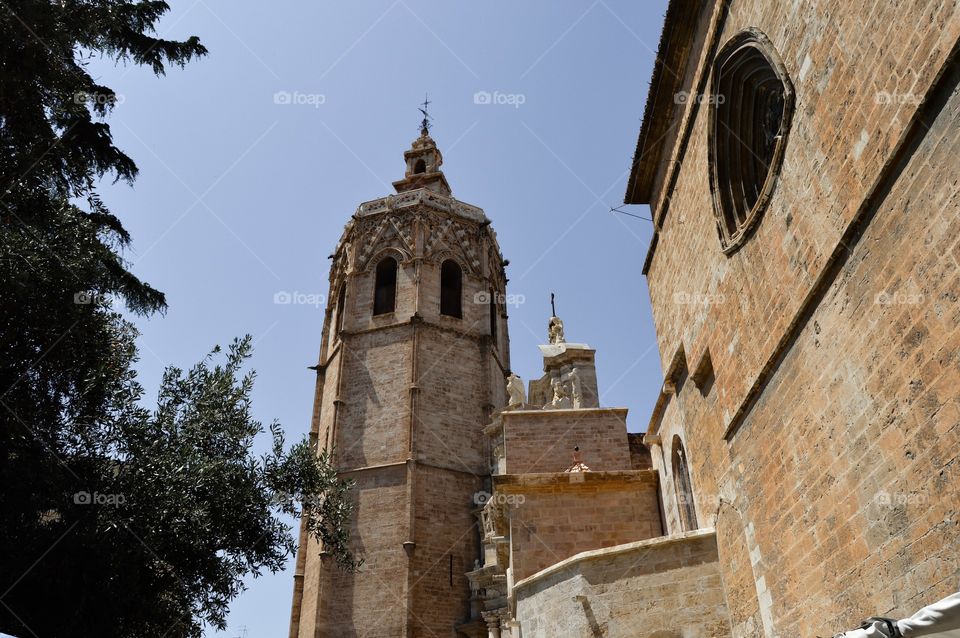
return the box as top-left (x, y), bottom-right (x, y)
top-left (418, 93), bottom-right (432, 135)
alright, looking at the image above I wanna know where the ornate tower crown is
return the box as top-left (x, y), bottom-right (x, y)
top-left (392, 131), bottom-right (451, 196)
top-left (392, 99), bottom-right (452, 196)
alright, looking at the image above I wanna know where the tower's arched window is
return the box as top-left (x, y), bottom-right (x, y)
top-left (334, 284), bottom-right (347, 337)
top-left (414, 159), bottom-right (427, 174)
top-left (440, 260), bottom-right (462, 318)
top-left (373, 257), bottom-right (397, 315)
top-left (672, 435), bottom-right (698, 531)
top-left (708, 30), bottom-right (794, 253)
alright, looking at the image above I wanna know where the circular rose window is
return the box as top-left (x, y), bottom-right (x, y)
top-left (708, 29), bottom-right (794, 254)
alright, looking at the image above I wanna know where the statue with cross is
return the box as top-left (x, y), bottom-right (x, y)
top-left (547, 293), bottom-right (565, 345)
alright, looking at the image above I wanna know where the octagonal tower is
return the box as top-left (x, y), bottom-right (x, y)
top-left (289, 126), bottom-right (511, 638)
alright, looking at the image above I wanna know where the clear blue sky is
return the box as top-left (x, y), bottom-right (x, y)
top-left (90, 1), bottom-right (668, 634)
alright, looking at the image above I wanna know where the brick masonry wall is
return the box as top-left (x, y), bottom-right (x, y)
top-left (651, 393), bottom-right (706, 537)
top-left (336, 325), bottom-right (413, 470)
top-left (410, 465), bottom-right (482, 637)
top-left (501, 409), bottom-right (633, 474)
top-left (415, 324), bottom-right (489, 474)
top-left (514, 530), bottom-right (730, 637)
top-left (496, 471), bottom-right (662, 582)
top-left (645, 0), bottom-right (960, 437)
top-left (641, 1), bottom-right (960, 637)
top-left (627, 432), bottom-right (653, 470)
top-left (311, 464), bottom-right (410, 638)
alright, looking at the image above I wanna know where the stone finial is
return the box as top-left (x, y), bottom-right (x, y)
top-left (506, 373), bottom-right (526, 407)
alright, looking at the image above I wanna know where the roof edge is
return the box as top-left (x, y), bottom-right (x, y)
top-left (624, 0), bottom-right (709, 205)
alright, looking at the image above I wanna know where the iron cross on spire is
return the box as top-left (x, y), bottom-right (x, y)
top-left (418, 93), bottom-right (432, 136)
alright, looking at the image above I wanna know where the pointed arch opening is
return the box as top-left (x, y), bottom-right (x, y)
top-left (373, 257), bottom-right (397, 315)
top-left (414, 159), bottom-right (427, 174)
top-left (672, 435), bottom-right (698, 531)
top-left (440, 260), bottom-right (463, 319)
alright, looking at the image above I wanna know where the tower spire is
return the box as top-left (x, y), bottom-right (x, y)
top-left (418, 93), bottom-right (432, 136)
top-left (393, 97), bottom-right (451, 196)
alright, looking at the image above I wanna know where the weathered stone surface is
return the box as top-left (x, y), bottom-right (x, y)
top-left (515, 530), bottom-right (730, 638)
top-left (492, 408), bottom-right (633, 476)
top-left (496, 471), bottom-right (663, 582)
top-left (630, 1), bottom-right (960, 637)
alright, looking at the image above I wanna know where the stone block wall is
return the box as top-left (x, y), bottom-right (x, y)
top-left (635, 1), bottom-right (960, 636)
top-left (410, 464), bottom-right (482, 635)
top-left (642, 0), bottom-right (960, 440)
top-left (336, 324), bottom-right (413, 469)
top-left (496, 471), bottom-right (662, 582)
top-left (415, 324), bottom-right (490, 473)
top-left (500, 408), bottom-right (632, 474)
top-left (514, 529), bottom-right (730, 638)
top-left (299, 464), bottom-right (409, 638)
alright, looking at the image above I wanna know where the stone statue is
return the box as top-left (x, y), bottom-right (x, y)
top-left (545, 376), bottom-right (572, 409)
top-left (506, 373), bottom-right (526, 407)
top-left (547, 316), bottom-right (565, 345)
top-left (566, 446), bottom-right (591, 473)
top-left (569, 368), bottom-right (583, 409)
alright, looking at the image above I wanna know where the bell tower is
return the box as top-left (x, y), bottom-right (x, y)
top-left (289, 120), bottom-right (511, 638)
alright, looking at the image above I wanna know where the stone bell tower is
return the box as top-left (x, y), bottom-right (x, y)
top-left (288, 118), bottom-right (511, 638)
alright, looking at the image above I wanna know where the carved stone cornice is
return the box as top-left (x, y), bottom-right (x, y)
top-left (356, 187), bottom-right (487, 223)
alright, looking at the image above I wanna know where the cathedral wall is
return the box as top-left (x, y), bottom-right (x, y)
top-left (410, 465), bottom-right (482, 637)
top-left (501, 409), bottom-right (632, 474)
top-left (714, 77), bottom-right (960, 636)
top-left (649, 395), bottom-right (696, 537)
top-left (514, 530), bottom-right (729, 638)
top-left (643, 0), bottom-right (960, 443)
top-left (640, 1), bottom-right (960, 636)
top-left (496, 471), bottom-right (662, 582)
top-left (651, 40), bottom-right (960, 638)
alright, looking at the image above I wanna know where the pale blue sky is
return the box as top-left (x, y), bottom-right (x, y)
top-left (90, 1), bottom-right (668, 634)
